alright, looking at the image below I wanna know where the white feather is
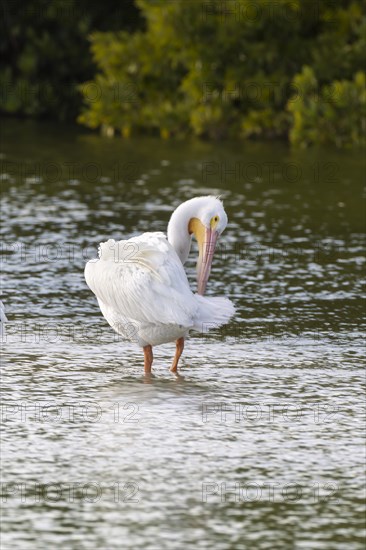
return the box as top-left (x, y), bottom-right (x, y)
top-left (85, 230), bottom-right (235, 347)
top-left (0, 299), bottom-right (7, 339)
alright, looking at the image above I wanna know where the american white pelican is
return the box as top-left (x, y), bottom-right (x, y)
top-left (0, 300), bottom-right (7, 339)
top-left (85, 196), bottom-right (234, 374)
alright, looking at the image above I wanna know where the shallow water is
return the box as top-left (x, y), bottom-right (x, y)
top-left (1, 119), bottom-right (365, 549)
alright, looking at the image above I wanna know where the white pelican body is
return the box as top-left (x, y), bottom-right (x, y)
top-left (85, 196), bottom-right (234, 373)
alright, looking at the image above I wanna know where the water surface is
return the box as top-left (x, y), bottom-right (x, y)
top-left (1, 119), bottom-right (365, 549)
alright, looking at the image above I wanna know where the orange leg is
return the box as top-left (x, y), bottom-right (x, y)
top-left (170, 337), bottom-right (184, 373)
top-left (143, 344), bottom-right (153, 374)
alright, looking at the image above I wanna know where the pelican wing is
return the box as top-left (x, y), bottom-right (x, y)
top-left (85, 232), bottom-right (198, 328)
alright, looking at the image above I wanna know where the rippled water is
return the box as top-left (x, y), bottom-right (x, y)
top-left (1, 119), bottom-right (365, 549)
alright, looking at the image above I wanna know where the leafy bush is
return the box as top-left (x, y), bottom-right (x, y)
top-left (78, 0), bottom-right (365, 146)
top-left (0, 0), bottom-right (142, 119)
top-left (288, 68), bottom-right (365, 147)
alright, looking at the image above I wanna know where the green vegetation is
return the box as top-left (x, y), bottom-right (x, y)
top-left (1, 0), bottom-right (365, 146)
top-left (0, 0), bottom-right (141, 120)
top-left (78, 0), bottom-right (365, 146)
top-left (288, 68), bottom-right (365, 147)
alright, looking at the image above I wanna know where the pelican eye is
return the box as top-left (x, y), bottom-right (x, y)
top-left (210, 215), bottom-right (220, 229)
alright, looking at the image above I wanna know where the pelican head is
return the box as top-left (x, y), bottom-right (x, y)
top-left (167, 196), bottom-right (228, 295)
